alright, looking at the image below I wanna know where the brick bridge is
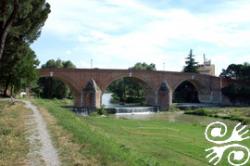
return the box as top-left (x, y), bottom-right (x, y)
top-left (39, 68), bottom-right (232, 110)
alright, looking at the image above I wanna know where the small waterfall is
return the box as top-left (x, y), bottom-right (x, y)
top-left (102, 92), bottom-right (158, 115)
top-left (115, 106), bottom-right (158, 114)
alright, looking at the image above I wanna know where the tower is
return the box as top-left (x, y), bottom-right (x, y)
top-left (197, 54), bottom-right (215, 76)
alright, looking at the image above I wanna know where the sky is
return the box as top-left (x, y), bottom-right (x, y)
top-left (31, 0), bottom-right (250, 76)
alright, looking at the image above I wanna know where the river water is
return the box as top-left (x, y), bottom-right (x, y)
top-left (102, 93), bottom-right (158, 115)
top-left (89, 94), bottom-right (237, 126)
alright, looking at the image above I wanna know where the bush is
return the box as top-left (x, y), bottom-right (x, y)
top-left (222, 83), bottom-right (250, 104)
top-left (96, 105), bottom-right (107, 115)
top-left (185, 108), bottom-right (208, 116)
top-left (168, 104), bottom-right (180, 112)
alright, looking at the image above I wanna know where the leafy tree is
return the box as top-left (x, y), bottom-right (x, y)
top-left (220, 63), bottom-right (250, 81)
top-left (107, 77), bottom-right (145, 104)
top-left (0, 0), bottom-right (50, 60)
top-left (0, 0), bottom-right (50, 96)
top-left (222, 83), bottom-right (250, 104)
top-left (131, 62), bottom-right (156, 71)
top-left (221, 63), bottom-right (250, 104)
top-left (0, 0), bottom-right (19, 59)
top-left (183, 49), bottom-right (198, 73)
top-left (0, 37), bottom-right (39, 96)
top-left (62, 61), bottom-right (76, 69)
top-left (107, 62), bottom-right (156, 104)
top-left (37, 59), bottom-right (76, 99)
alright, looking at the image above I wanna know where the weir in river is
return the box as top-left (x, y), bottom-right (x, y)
top-left (102, 93), bottom-right (158, 114)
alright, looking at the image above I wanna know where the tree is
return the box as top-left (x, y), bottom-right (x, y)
top-left (183, 49), bottom-right (198, 73)
top-left (107, 62), bottom-right (156, 104)
top-left (221, 63), bottom-right (250, 104)
top-left (37, 59), bottom-right (76, 99)
top-left (62, 61), bottom-right (76, 68)
top-left (0, 0), bottom-right (19, 59)
top-left (0, 0), bottom-right (50, 60)
top-left (0, 0), bottom-right (50, 96)
top-left (220, 63), bottom-right (250, 81)
top-left (0, 38), bottom-right (39, 96)
top-left (130, 62), bottom-right (156, 71)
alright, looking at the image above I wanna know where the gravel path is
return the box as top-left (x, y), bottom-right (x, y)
top-left (0, 98), bottom-right (60, 165)
top-left (23, 100), bottom-right (60, 166)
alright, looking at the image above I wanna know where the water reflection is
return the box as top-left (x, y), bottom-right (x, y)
top-left (102, 93), bottom-right (238, 127)
top-left (113, 111), bottom-right (237, 127)
top-left (102, 93), bottom-right (113, 107)
top-left (102, 93), bottom-right (157, 114)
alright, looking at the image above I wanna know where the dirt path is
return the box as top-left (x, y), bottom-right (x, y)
top-left (23, 100), bottom-right (60, 166)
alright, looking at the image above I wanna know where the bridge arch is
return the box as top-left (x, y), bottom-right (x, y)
top-left (102, 75), bottom-right (156, 106)
top-left (173, 79), bottom-right (201, 103)
top-left (39, 72), bottom-right (80, 106)
top-left (102, 73), bottom-right (155, 92)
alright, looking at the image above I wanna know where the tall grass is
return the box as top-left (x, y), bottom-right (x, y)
top-left (34, 99), bottom-right (159, 166)
top-left (33, 99), bottom-right (250, 166)
top-left (0, 102), bottom-right (30, 165)
top-left (185, 107), bottom-right (250, 124)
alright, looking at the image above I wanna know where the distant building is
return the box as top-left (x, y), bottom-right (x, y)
top-left (197, 54), bottom-right (215, 76)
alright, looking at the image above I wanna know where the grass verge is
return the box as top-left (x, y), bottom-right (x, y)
top-left (34, 99), bottom-right (159, 166)
top-left (185, 107), bottom-right (250, 124)
top-left (37, 102), bottom-right (100, 165)
top-left (0, 101), bottom-right (30, 165)
top-left (33, 99), bottom-right (250, 166)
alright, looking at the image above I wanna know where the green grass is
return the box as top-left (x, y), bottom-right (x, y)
top-left (34, 99), bottom-right (156, 166)
top-left (0, 101), bottom-right (30, 165)
top-left (185, 107), bottom-right (250, 124)
top-left (34, 99), bottom-right (250, 166)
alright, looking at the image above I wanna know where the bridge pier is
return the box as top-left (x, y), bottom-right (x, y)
top-left (198, 90), bottom-right (223, 104)
top-left (157, 82), bottom-right (172, 110)
top-left (158, 90), bottom-right (172, 110)
top-left (74, 80), bottom-right (102, 110)
top-left (145, 88), bottom-right (156, 106)
top-left (74, 93), bottom-right (82, 107)
top-left (145, 88), bottom-right (172, 110)
top-left (81, 89), bottom-right (102, 109)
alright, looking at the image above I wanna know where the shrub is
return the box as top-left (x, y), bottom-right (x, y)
top-left (184, 108), bottom-right (208, 116)
top-left (168, 105), bottom-right (180, 112)
top-left (222, 83), bottom-right (250, 104)
top-left (96, 105), bottom-right (107, 115)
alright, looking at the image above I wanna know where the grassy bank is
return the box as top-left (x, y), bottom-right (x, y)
top-left (185, 107), bottom-right (250, 124)
top-left (34, 99), bottom-right (250, 166)
top-left (36, 100), bottom-right (100, 165)
top-left (34, 99), bottom-right (157, 166)
top-left (0, 101), bottom-right (30, 165)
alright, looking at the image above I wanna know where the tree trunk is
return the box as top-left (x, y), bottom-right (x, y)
top-left (10, 84), bottom-right (14, 96)
top-left (49, 77), bottom-right (53, 98)
top-left (0, 0), bottom-right (19, 60)
top-left (3, 76), bottom-right (11, 97)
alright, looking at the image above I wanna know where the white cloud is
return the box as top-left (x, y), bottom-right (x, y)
top-left (39, 0), bottom-right (250, 75)
top-left (65, 50), bottom-right (72, 55)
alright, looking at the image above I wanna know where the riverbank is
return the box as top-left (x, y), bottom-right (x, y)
top-left (33, 99), bottom-right (250, 166)
top-left (185, 107), bottom-right (250, 124)
top-left (1, 99), bottom-right (249, 165)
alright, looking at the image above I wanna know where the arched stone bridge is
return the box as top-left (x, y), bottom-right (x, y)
top-left (39, 68), bottom-right (233, 110)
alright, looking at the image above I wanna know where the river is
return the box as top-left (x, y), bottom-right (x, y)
top-left (102, 93), bottom-right (158, 115)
